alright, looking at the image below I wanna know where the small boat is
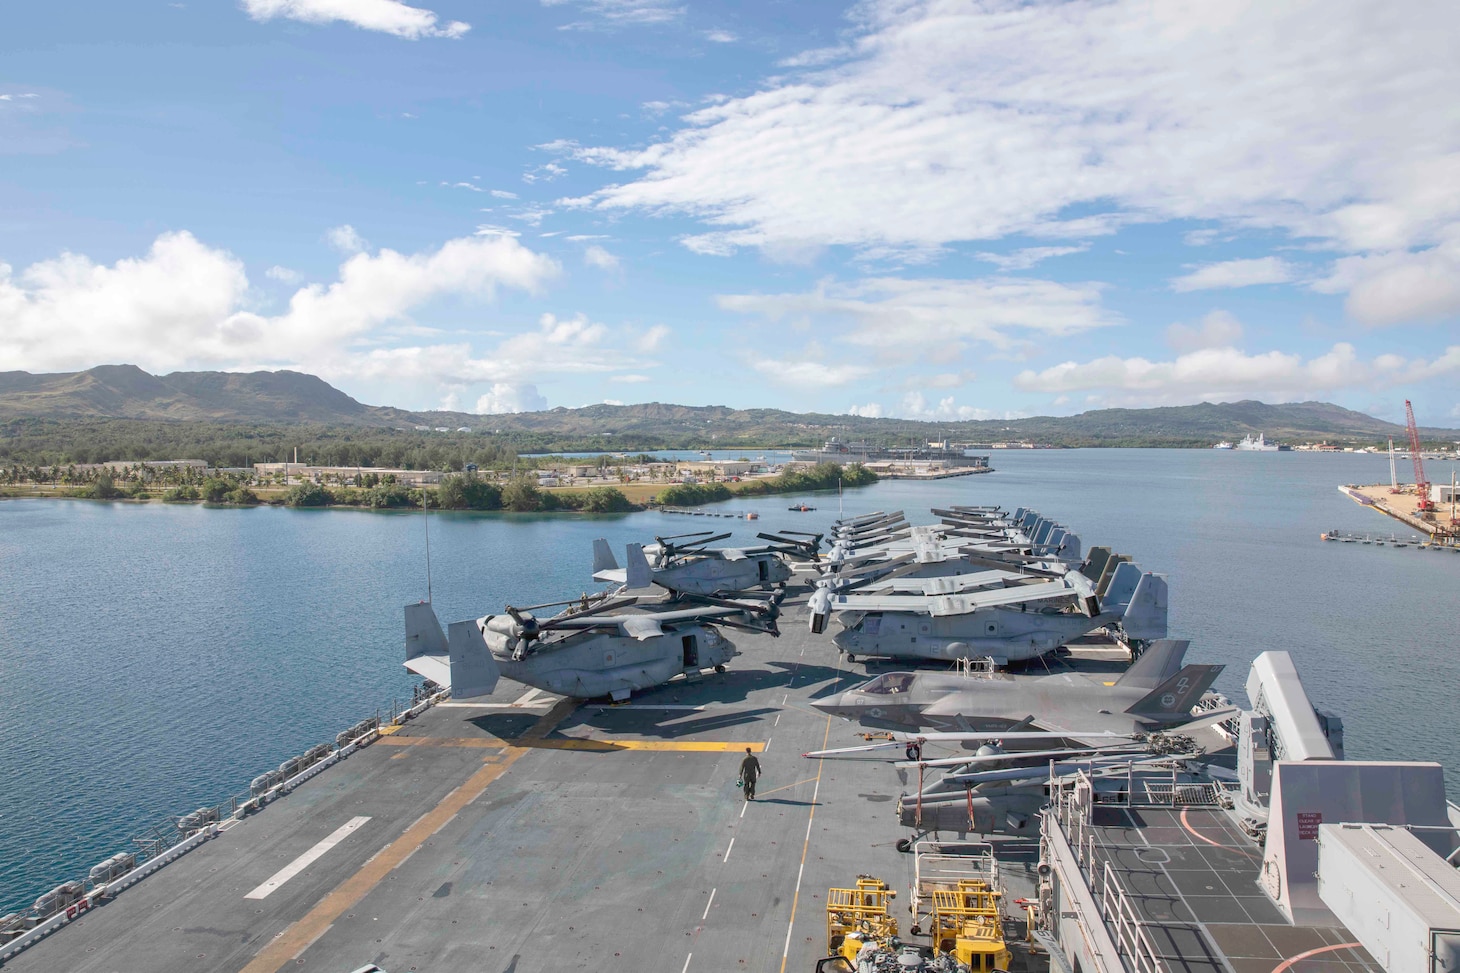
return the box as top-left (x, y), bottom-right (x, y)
top-left (745, 511), bottom-right (758, 520)
top-left (788, 503), bottom-right (816, 512)
top-left (1212, 441), bottom-right (1234, 450)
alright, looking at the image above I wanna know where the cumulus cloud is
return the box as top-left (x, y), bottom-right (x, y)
top-left (1014, 343), bottom-right (1460, 406)
top-left (242, 0), bottom-right (469, 38)
top-left (552, 0), bottom-right (1460, 324)
top-left (703, 29), bottom-right (736, 43)
top-left (326, 224), bottom-right (368, 254)
top-left (751, 357), bottom-right (873, 388)
top-left (1170, 257), bottom-right (1295, 292)
top-left (265, 265), bottom-right (302, 283)
top-left (1314, 233), bottom-right (1460, 326)
top-left (475, 383), bottom-right (547, 414)
top-left (634, 324), bottom-right (669, 352)
top-left (719, 276), bottom-right (1116, 353)
top-left (846, 402), bottom-right (884, 418)
top-left (542, 0), bottom-right (683, 28)
top-left (583, 245), bottom-right (620, 271)
top-left (331, 313), bottom-right (657, 390)
top-left (975, 246), bottom-right (1087, 271)
top-left (1164, 310), bottom-right (1244, 353)
top-left (0, 230), bottom-right (559, 374)
top-left (899, 392), bottom-right (1011, 421)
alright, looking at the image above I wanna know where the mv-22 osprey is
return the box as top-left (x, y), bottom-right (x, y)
top-left (592, 530), bottom-right (819, 597)
top-left (404, 590), bottom-right (781, 702)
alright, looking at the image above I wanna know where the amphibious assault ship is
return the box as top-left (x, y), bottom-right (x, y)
top-left (3, 506), bottom-right (1458, 973)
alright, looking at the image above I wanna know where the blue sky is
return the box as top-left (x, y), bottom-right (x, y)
top-left (2, 0), bottom-right (1458, 425)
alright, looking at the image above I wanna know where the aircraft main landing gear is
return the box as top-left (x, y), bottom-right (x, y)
top-left (714, 664), bottom-right (726, 673)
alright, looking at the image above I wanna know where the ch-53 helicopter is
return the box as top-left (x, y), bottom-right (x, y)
top-left (404, 590), bottom-right (781, 702)
top-left (591, 530), bottom-right (820, 597)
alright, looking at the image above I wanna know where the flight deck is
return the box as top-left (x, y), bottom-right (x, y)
top-left (5, 602), bottom-right (1011, 973)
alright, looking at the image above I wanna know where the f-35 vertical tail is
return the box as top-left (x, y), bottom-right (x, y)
top-left (1114, 639), bottom-right (1190, 690)
top-left (1125, 663), bottom-right (1222, 719)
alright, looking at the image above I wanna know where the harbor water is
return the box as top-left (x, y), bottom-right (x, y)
top-left (2, 447), bottom-right (1458, 913)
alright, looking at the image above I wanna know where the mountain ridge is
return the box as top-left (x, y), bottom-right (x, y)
top-left (1, 365), bottom-right (1455, 445)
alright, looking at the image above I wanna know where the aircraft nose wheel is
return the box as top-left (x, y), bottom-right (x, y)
top-left (714, 665), bottom-right (726, 673)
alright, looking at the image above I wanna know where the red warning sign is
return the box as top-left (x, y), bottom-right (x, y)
top-left (1297, 811), bottom-right (1322, 840)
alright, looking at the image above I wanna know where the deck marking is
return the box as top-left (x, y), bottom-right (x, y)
top-left (781, 694), bottom-right (788, 705)
top-left (521, 738), bottom-right (764, 753)
top-left (1181, 808), bottom-right (1259, 859)
top-left (1271, 942), bottom-right (1363, 972)
top-left (514, 687), bottom-right (545, 706)
top-left (773, 713), bottom-right (781, 727)
top-left (376, 736), bottom-right (506, 748)
top-left (244, 817), bottom-right (371, 900)
top-left (701, 889), bottom-right (716, 921)
top-left (763, 736), bottom-right (772, 753)
top-left (739, 801), bottom-right (747, 819)
top-left (753, 777), bottom-right (818, 799)
top-left (238, 698), bottom-right (577, 973)
top-left (778, 713), bottom-right (833, 973)
top-left (723, 837), bottom-right (735, 862)
top-left (681, 953), bottom-right (693, 973)
top-left (437, 701), bottom-right (552, 710)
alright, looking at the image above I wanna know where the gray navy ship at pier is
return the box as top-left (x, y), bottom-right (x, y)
top-left (3, 504), bottom-right (1458, 973)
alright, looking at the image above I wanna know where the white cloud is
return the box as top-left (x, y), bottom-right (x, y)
top-left (634, 324), bottom-right (669, 352)
top-left (719, 276), bottom-right (1116, 353)
top-left (475, 383), bottom-right (547, 414)
top-left (558, 0), bottom-right (1460, 323)
top-left (542, 0), bottom-right (683, 28)
top-left (704, 29), bottom-right (736, 43)
top-left (242, 0), bottom-right (469, 38)
top-left (0, 230), bottom-right (559, 374)
top-left (975, 245), bottom-right (1087, 271)
top-left (1164, 310), bottom-right (1245, 353)
top-left (899, 392), bottom-right (1010, 421)
top-left (326, 224), bottom-right (368, 254)
top-left (490, 189), bottom-right (519, 199)
top-left (443, 181), bottom-right (486, 192)
top-left (1170, 257), bottom-right (1295, 292)
top-left (1315, 234), bottom-right (1460, 326)
top-left (509, 207), bottom-right (553, 227)
top-left (612, 373), bottom-right (651, 383)
top-left (846, 402), bottom-right (884, 418)
top-left (584, 244), bottom-right (620, 272)
top-left (0, 93), bottom-right (40, 103)
top-left (265, 265), bottom-right (302, 283)
top-left (1014, 343), bottom-right (1460, 406)
top-left (750, 357), bottom-right (873, 388)
top-left (602, 398), bottom-right (624, 405)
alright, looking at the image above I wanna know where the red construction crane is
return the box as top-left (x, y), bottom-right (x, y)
top-left (1404, 399), bottom-right (1434, 513)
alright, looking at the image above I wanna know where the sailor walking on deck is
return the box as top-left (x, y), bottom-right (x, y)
top-left (739, 747), bottom-right (761, 801)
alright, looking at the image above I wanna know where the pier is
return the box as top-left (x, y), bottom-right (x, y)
top-left (1337, 484), bottom-right (1459, 547)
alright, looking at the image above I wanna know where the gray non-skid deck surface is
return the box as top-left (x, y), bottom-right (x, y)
top-left (10, 601), bottom-right (1044, 973)
top-left (1089, 806), bottom-right (1379, 973)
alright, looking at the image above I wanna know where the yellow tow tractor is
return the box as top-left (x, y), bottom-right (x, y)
top-left (929, 880), bottom-right (1012, 973)
top-left (825, 876), bottom-right (900, 966)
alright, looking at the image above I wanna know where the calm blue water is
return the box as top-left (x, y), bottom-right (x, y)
top-left (3, 449), bottom-right (1458, 913)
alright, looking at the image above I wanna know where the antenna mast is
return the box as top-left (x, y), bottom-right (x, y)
top-left (422, 487), bottom-right (433, 603)
top-left (1389, 439), bottom-right (1398, 494)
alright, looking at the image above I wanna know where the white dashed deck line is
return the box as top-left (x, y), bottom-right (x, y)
top-left (244, 816), bottom-right (370, 900)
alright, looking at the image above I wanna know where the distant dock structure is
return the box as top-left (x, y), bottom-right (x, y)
top-left (1339, 482), bottom-right (1459, 547)
top-left (791, 438), bottom-right (992, 472)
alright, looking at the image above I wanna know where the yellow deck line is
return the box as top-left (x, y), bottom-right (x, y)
top-left (779, 714), bottom-right (833, 973)
top-left (524, 738), bottom-right (764, 752)
top-left (377, 735), bottom-right (763, 753)
top-left (239, 698), bottom-right (577, 973)
top-left (375, 735), bottom-right (507, 749)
